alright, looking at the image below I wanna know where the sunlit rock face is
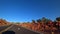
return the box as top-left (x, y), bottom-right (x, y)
top-left (0, 19), bottom-right (9, 26)
top-left (19, 22), bottom-right (58, 32)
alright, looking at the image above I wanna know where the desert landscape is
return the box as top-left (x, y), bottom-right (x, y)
top-left (0, 17), bottom-right (60, 34)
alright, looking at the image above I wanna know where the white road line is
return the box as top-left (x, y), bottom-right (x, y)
top-left (18, 28), bottom-right (20, 30)
top-left (0, 25), bottom-right (14, 34)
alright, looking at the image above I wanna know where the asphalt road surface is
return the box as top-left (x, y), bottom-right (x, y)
top-left (1, 24), bottom-right (43, 34)
top-left (0, 25), bottom-right (11, 31)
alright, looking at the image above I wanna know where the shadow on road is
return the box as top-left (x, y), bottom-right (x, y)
top-left (2, 31), bottom-right (15, 34)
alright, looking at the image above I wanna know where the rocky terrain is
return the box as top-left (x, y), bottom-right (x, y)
top-left (0, 19), bottom-right (10, 26)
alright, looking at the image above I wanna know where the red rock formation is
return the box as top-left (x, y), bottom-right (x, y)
top-left (19, 21), bottom-right (58, 32)
top-left (0, 19), bottom-right (9, 26)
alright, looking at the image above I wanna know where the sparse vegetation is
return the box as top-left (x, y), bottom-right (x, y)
top-left (19, 17), bottom-right (60, 34)
top-left (0, 17), bottom-right (60, 34)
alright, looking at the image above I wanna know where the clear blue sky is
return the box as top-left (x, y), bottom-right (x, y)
top-left (0, 0), bottom-right (60, 22)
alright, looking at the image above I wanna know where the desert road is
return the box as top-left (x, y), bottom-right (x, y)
top-left (0, 24), bottom-right (43, 34)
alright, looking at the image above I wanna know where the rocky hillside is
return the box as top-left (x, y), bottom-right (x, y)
top-left (0, 19), bottom-right (9, 26)
top-left (18, 17), bottom-right (60, 33)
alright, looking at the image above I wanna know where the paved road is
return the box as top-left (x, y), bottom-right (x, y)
top-left (0, 25), bottom-right (11, 31)
top-left (1, 25), bottom-right (43, 34)
top-left (0, 24), bottom-right (60, 34)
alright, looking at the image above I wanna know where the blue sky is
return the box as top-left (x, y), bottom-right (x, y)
top-left (0, 0), bottom-right (60, 22)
